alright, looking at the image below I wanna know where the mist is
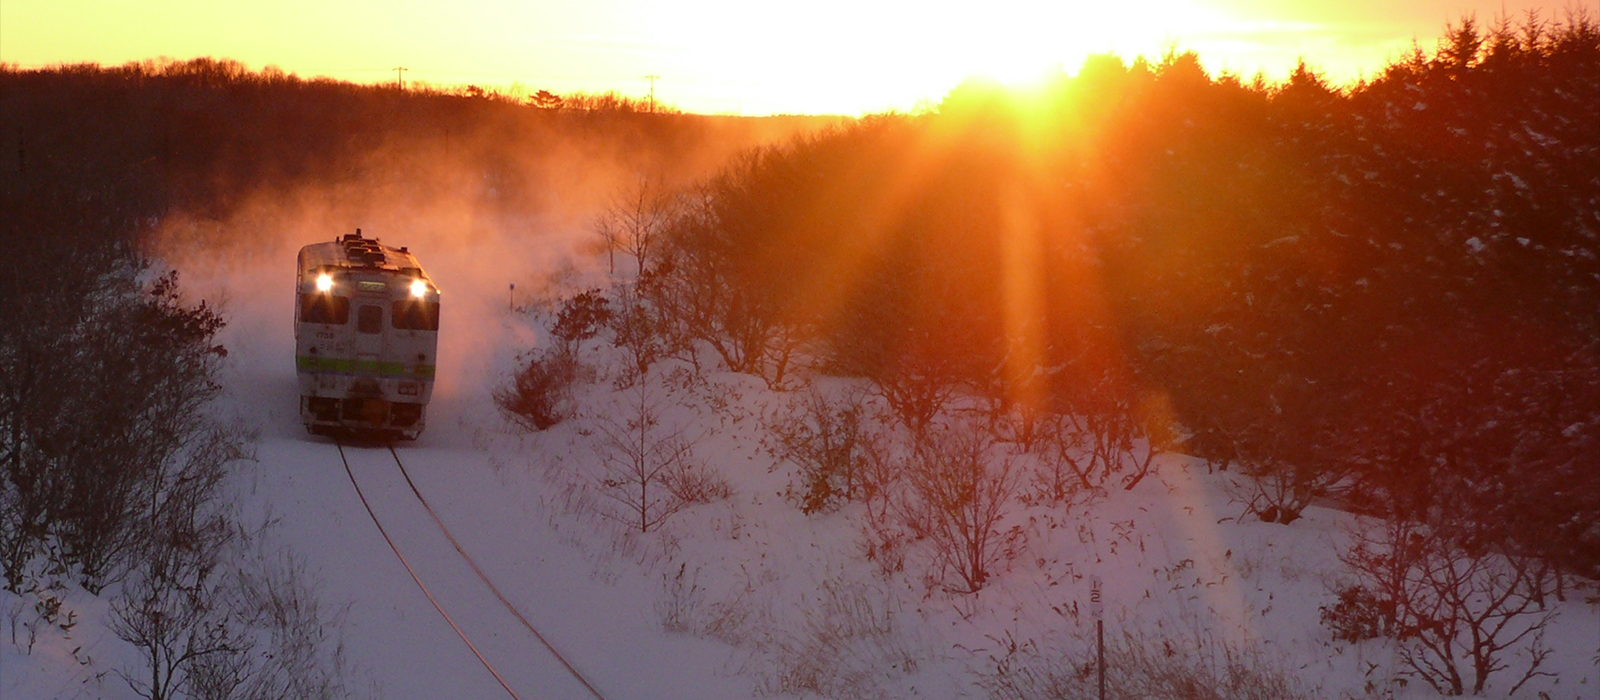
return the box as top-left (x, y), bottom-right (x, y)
top-left (137, 92), bottom-right (831, 446)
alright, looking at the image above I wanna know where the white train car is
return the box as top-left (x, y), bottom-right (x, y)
top-left (295, 230), bottom-right (439, 439)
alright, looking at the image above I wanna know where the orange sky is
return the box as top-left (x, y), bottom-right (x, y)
top-left (1, 0), bottom-right (1577, 114)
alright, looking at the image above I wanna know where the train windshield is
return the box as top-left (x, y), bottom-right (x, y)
top-left (301, 294), bottom-right (350, 324)
top-left (392, 300), bottom-right (440, 331)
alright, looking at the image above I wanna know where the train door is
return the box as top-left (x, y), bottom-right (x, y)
top-left (354, 302), bottom-right (386, 367)
top-left (351, 301), bottom-right (389, 425)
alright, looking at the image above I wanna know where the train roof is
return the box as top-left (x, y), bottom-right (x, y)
top-left (298, 230), bottom-right (430, 278)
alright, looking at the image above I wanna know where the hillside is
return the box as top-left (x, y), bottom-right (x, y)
top-left (3, 16), bottom-right (1600, 698)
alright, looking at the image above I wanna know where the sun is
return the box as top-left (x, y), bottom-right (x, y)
top-left (965, 46), bottom-right (1069, 89)
top-left (853, 0), bottom-right (1235, 107)
top-left (642, 0), bottom-right (1224, 114)
top-left (930, 0), bottom-right (1166, 85)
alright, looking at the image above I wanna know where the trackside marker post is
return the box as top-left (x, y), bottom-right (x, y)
top-left (1091, 575), bottom-right (1104, 700)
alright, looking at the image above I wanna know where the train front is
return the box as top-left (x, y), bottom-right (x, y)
top-left (295, 236), bottom-right (440, 440)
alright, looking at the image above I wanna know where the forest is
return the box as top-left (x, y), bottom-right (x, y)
top-left (0, 57), bottom-right (829, 698)
top-left (1, 12), bottom-right (1598, 696)
top-left (498, 17), bottom-right (1600, 695)
top-left (561, 14), bottom-right (1600, 577)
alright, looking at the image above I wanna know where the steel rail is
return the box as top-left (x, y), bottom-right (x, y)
top-left (336, 441), bottom-right (524, 700)
top-left (385, 445), bottom-right (609, 700)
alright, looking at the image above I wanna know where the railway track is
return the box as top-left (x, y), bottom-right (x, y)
top-left (336, 441), bottom-right (608, 700)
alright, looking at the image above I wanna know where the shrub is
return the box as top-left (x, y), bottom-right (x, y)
top-left (868, 349), bottom-right (964, 437)
top-left (1319, 584), bottom-right (1392, 643)
top-left (113, 526), bottom-right (354, 700)
top-left (756, 577), bottom-right (917, 700)
top-left (608, 289), bottom-right (670, 386)
top-left (655, 562), bottom-right (748, 644)
top-left (1, 206), bottom-right (250, 592)
top-left (643, 176), bottom-right (806, 389)
top-left (767, 388), bottom-right (877, 514)
top-left (900, 424), bottom-right (1022, 593)
top-left (549, 289), bottom-right (611, 351)
top-left (495, 348), bottom-right (585, 431)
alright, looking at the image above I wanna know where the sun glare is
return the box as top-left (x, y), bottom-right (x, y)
top-left (3, 0), bottom-right (1551, 115)
top-left (640, 0), bottom-right (1254, 113)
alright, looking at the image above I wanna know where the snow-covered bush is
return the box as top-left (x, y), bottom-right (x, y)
top-left (766, 387), bottom-right (884, 514)
top-left (1319, 583), bottom-right (1392, 643)
top-left (898, 424), bottom-right (1023, 593)
top-left (588, 383), bottom-right (725, 533)
top-left (495, 347), bottom-right (587, 431)
top-left (754, 576), bottom-right (917, 700)
top-left (549, 288), bottom-right (611, 352)
top-left (112, 529), bottom-right (355, 700)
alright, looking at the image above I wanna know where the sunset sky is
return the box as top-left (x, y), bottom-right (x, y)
top-left (1, 0), bottom-right (1575, 114)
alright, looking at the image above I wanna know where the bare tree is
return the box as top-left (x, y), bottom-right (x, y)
top-left (608, 287), bottom-right (672, 386)
top-left (594, 178), bottom-right (674, 276)
top-left (1338, 516), bottom-right (1556, 696)
top-left (643, 175), bottom-right (807, 388)
top-left (112, 524), bottom-right (356, 700)
top-left (589, 383), bottom-right (721, 533)
top-left (109, 501), bottom-right (240, 700)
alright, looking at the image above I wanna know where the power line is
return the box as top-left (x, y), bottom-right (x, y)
top-left (644, 74), bottom-right (660, 113)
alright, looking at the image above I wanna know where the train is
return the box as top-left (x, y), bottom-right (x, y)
top-left (295, 230), bottom-right (440, 439)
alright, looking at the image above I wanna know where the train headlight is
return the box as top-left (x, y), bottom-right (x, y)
top-left (316, 273), bottom-right (333, 292)
top-left (410, 279), bottom-right (427, 298)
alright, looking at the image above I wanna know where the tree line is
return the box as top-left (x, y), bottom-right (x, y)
top-left (495, 15), bottom-right (1599, 693)
top-left (0, 55), bottom-right (845, 698)
top-left (558, 14), bottom-right (1600, 583)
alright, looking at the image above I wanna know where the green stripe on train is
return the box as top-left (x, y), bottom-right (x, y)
top-left (296, 356), bottom-right (436, 378)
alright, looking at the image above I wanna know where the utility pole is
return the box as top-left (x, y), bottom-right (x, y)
top-left (644, 74), bottom-right (660, 113)
top-left (394, 66), bottom-right (409, 91)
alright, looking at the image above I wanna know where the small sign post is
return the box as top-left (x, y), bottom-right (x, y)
top-left (509, 283), bottom-right (516, 312)
top-left (1091, 575), bottom-right (1104, 700)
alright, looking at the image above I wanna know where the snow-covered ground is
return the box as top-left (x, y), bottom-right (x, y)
top-left (5, 205), bottom-right (1599, 700)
